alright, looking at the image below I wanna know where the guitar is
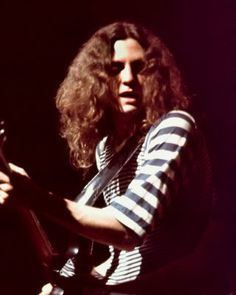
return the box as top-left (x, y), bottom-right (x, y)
top-left (0, 121), bottom-right (85, 294)
top-left (0, 121), bottom-right (142, 294)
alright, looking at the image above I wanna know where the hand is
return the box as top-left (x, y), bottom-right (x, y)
top-left (38, 283), bottom-right (53, 295)
top-left (0, 170), bottom-right (12, 204)
top-left (0, 163), bottom-right (29, 204)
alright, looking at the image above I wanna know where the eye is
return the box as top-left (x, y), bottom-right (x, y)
top-left (109, 62), bottom-right (124, 76)
top-left (131, 60), bottom-right (145, 74)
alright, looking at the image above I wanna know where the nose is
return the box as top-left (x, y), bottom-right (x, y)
top-left (120, 64), bottom-right (134, 84)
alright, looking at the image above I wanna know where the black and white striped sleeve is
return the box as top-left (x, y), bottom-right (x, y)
top-left (108, 110), bottom-right (196, 238)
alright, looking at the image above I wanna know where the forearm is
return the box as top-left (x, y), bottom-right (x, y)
top-left (63, 201), bottom-right (138, 250)
top-left (12, 174), bottom-right (138, 250)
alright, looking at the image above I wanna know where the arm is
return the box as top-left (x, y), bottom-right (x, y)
top-left (0, 165), bottom-right (138, 251)
top-left (107, 110), bottom-right (196, 238)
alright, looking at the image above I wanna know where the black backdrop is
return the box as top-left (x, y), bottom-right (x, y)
top-left (0, 0), bottom-right (235, 293)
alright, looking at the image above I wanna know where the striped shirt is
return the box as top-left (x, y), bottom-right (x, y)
top-left (60, 110), bottom-right (212, 286)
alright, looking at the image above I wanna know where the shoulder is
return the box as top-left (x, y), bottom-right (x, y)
top-left (96, 136), bottom-right (108, 154)
top-left (147, 110), bottom-right (196, 138)
top-left (153, 110), bottom-right (196, 132)
top-left (143, 110), bottom-right (197, 152)
top-left (95, 136), bottom-right (108, 169)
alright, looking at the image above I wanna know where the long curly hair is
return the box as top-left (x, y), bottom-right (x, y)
top-left (56, 22), bottom-right (190, 168)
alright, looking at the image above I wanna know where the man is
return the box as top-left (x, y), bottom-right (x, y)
top-left (0, 22), bottom-right (212, 294)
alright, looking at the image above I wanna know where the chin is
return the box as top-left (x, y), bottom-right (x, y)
top-left (121, 105), bottom-right (139, 114)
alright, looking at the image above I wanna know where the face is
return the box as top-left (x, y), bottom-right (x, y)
top-left (111, 38), bottom-right (145, 115)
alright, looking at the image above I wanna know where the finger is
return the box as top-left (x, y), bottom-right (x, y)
top-left (40, 283), bottom-right (53, 295)
top-left (0, 190), bottom-right (9, 204)
top-left (0, 171), bottom-right (10, 183)
top-left (0, 183), bottom-right (13, 192)
top-left (9, 163), bottom-right (29, 177)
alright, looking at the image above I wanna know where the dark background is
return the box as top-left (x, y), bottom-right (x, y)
top-left (0, 0), bottom-right (235, 293)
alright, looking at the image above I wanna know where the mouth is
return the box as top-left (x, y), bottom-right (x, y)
top-left (119, 91), bottom-right (139, 99)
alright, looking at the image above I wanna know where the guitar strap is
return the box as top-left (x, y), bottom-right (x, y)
top-left (74, 135), bottom-right (143, 206)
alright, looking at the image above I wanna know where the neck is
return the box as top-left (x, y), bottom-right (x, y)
top-left (111, 112), bottom-right (138, 146)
